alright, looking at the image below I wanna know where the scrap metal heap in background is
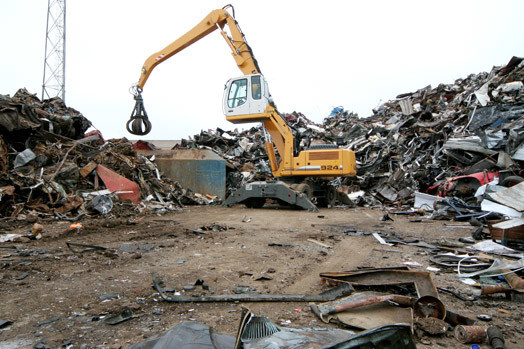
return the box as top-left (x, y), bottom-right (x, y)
top-left (183, 56), bottom-right (524, 210)
top-left (336, 55), bottom-right (524, 207)
top-left (0, 89), bottom-right (209, 220)
top-left (0, 56), bottom-right (523, 220)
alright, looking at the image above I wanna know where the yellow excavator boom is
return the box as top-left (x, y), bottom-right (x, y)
top-left (137, 7), bottom-right (260, 90)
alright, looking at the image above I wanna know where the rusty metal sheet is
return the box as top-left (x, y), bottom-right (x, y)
top-left (321, 291), bottom-right (413, 331)
top-left (320, 269), bottom-right (439, 298)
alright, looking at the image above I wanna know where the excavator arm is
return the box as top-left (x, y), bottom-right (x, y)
top-left (127, 5), bottom-right (261, 135)
top-left (138, 6), bottom-right (261, 89)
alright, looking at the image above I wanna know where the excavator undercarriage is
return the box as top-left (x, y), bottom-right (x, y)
top-left (223, 181), bottom-right (319, 211)
top-left (223, 178), bottom-right (340, 211)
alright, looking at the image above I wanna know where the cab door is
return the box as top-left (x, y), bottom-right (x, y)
top-left (223, 74), bottom-right (268, 117)
top-left (224, 77), bottom-right (249, 116)
top-left (248, 75), bottom-right (268, 114)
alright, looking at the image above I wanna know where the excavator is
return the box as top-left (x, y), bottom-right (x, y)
top-left (126, 5), bottom-right (356, 211)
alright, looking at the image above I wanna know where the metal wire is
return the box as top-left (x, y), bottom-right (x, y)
top-left (457, 255), bottom-right (524, 277)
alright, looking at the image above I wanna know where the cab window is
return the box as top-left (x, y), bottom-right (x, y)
top-left (251, 75), bottom-right (261, 100)
top-left (227, 79), bottom-right (248, 108)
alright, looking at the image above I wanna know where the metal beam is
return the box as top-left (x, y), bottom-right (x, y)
top-left (42, 0), bottom-right (66, 101)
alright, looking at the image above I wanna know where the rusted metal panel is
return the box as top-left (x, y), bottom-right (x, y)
top-left (320, 269), bottom-right (439, 298)
top-left (489, 218), bottom-right (524, 243)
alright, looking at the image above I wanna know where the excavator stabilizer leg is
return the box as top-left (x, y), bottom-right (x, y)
top-left (223, 181), bottom-right (318, 211)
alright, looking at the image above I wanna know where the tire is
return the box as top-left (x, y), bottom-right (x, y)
top-left (500, 176), bottom-right (524, 187)
top-left (243, 197), bottom-right (265, 209)
top-left (317, 185), bottom-right (337, 207)
top-left (307, 144), bottom-right (338, 150)
top-left (295, 183), bottom-right (313, 199)
top-left (325, 186), bottom-right (337, 207)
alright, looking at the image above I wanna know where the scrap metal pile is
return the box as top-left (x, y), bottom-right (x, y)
top-left (183, 56), bottom-right (524, 209)
top-left (0, 89), bottom-right (205, 220)
top-left (332, 56), bottom-right (524, 207)
top-left (2, 55), bottom-right (523, 220)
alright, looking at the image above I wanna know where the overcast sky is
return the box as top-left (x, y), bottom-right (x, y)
top-left (1, 0), bottom-right (523, 141)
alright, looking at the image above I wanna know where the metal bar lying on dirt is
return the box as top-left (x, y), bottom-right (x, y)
top-left (373, 248), bottom-right (402, 253)
top-left (1, 257), bottom-right (56, 262)
top-left (152, 273), bottom-right (354, 302)
top-left (66, 242), bottom-right (107, 253)
top-left (311, 223), bottom-right (357, 228)
top-left (307, 238), bottom-right (332, 249)
top-left (36, 317), bottom-right (60, 327)
top-left (437, 287), bottom-right (477, 302)
top-left (103, 308), bottom-right (135, 325)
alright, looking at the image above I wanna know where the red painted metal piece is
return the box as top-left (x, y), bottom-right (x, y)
top-left (83, 130), bottom-right (105, 145)
top-left (131, 140), bottom-right (158, 150)
top-left (96, 165), bottom-right (141, 204)
top-left (427, 171), bottom-right (498, 197)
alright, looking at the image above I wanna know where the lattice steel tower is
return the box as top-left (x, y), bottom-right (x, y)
top-left (42, 0), bottom-right (66, 101)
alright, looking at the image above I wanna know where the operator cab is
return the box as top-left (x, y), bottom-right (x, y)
top-left (223, 74), bottom-right (271, 124)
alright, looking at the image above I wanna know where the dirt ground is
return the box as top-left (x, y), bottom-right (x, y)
top-left (0, 205), bottom-right (523, 348)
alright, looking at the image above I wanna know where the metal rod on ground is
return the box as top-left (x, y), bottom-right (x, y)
top-left (152, 273), bottom-right (354, 302)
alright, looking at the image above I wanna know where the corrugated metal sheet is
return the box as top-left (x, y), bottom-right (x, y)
top-left (489, 181), bottom-right (524, 212)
